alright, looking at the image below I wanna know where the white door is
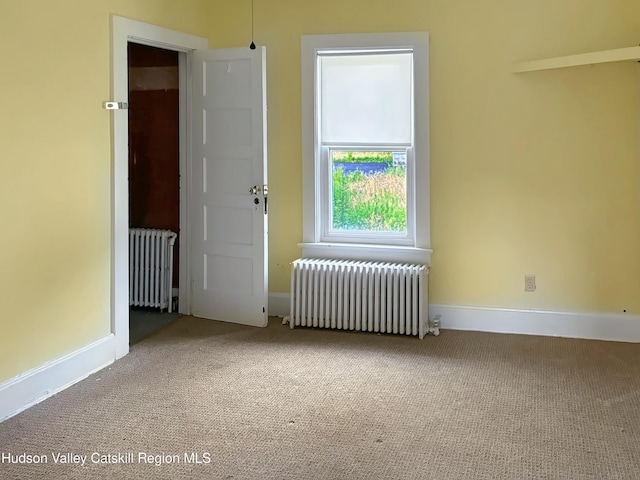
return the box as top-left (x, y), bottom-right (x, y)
top-left (191, 47), bottom-right (268, 327)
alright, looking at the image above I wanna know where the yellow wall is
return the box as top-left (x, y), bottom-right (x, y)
top-left (0, 0), bottom-right (208, 383)
top-left (2, 0), bottom-right (640, 385)
top-left (207, 0), bottom-right (640, 313)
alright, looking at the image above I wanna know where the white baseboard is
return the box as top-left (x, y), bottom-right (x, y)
top-left (430, 304), bottom-right (640, 343)
top-left (2, 302), bottom-right (636, 424)
top-left (0, 334), bottom-right (116, 423)
top-left (270, 292), bottom-right (640, 342)
top-left (269, 293), bottom-right (290, 318)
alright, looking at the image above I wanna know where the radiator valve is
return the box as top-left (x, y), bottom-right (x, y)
top-left (427, 315), bottom-right (441, 336)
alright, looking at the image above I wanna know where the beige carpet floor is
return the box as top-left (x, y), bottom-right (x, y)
top-left (1, 316), bottom-right (639, 480)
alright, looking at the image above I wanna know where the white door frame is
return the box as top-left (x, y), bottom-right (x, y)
top-left (110, 16), bottom-right (208, 359)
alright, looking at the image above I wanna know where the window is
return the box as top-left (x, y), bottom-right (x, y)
top-left (329, 149), bottom-right (407, 234)
top-left (301, 33), bottom-right (431, 263)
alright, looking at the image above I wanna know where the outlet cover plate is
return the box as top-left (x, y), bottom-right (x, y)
top-left (525, 274), bottom-right (536, 292)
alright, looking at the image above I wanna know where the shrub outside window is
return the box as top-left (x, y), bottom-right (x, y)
top-left (329, 149), bottom-right (407, 234)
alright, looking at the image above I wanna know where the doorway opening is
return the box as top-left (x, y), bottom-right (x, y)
top-left (111, 16), bottom-right (207, 360)
top-left (127, 42), bottom-right (180, 344)
top-left (111, 17), bottom-right (268, 360)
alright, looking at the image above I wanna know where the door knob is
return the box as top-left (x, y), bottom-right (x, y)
top-left (249, 185), bottom-right (261, 195)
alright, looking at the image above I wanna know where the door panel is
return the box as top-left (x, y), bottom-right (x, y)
top-left (191, 47), bottom-right (268, 327)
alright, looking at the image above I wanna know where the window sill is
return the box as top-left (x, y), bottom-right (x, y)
top-left (298, 242), bottom-right (432, 265)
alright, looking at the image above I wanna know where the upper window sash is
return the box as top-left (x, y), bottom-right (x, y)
top-left (317, 49), bottom-right (414, 147)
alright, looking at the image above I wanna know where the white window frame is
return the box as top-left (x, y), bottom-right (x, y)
top-left (301, 32), bottom-right (432, 264)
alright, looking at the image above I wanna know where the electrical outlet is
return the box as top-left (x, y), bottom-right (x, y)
top-left (524, 274), bottom-right (536, 292)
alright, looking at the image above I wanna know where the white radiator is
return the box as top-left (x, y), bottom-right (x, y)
top-left (288, 258), bottom-right (431, 339)
top-left (129, 228), bottom-right (177, 312)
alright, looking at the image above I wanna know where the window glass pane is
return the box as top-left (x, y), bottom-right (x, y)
top-left (331, 151), bottom-right (407, 233)
top-left (320, 53), bottom-right (412, 145)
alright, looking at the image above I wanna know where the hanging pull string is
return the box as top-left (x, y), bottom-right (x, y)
top-left (249, 0), bottom-right (256, 50)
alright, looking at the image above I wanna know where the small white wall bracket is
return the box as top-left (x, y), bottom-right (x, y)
top-left (103, 101), bottom-right (129, 110)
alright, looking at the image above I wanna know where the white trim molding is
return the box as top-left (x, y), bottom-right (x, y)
top-left (268, 293), bottom-right (291, 318)
top-left (110, 16), bottom-right (208, 359)
top-left (301, 32), bottom-right (431, 252)
top-left (299, 242), bottom-right (432, 265)
top-left (0, 335), bottom-right (116, 423)
top-left (430, 304), bottom-right (640, 343)
top-left (268, 293), bottom-right (640, 343)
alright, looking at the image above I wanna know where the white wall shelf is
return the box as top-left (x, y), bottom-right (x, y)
top-left (512, 45), bottom-right (640, 73)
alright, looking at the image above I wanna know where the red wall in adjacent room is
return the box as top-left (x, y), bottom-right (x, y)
top-left (128, 43), bottom-right (180, 287)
